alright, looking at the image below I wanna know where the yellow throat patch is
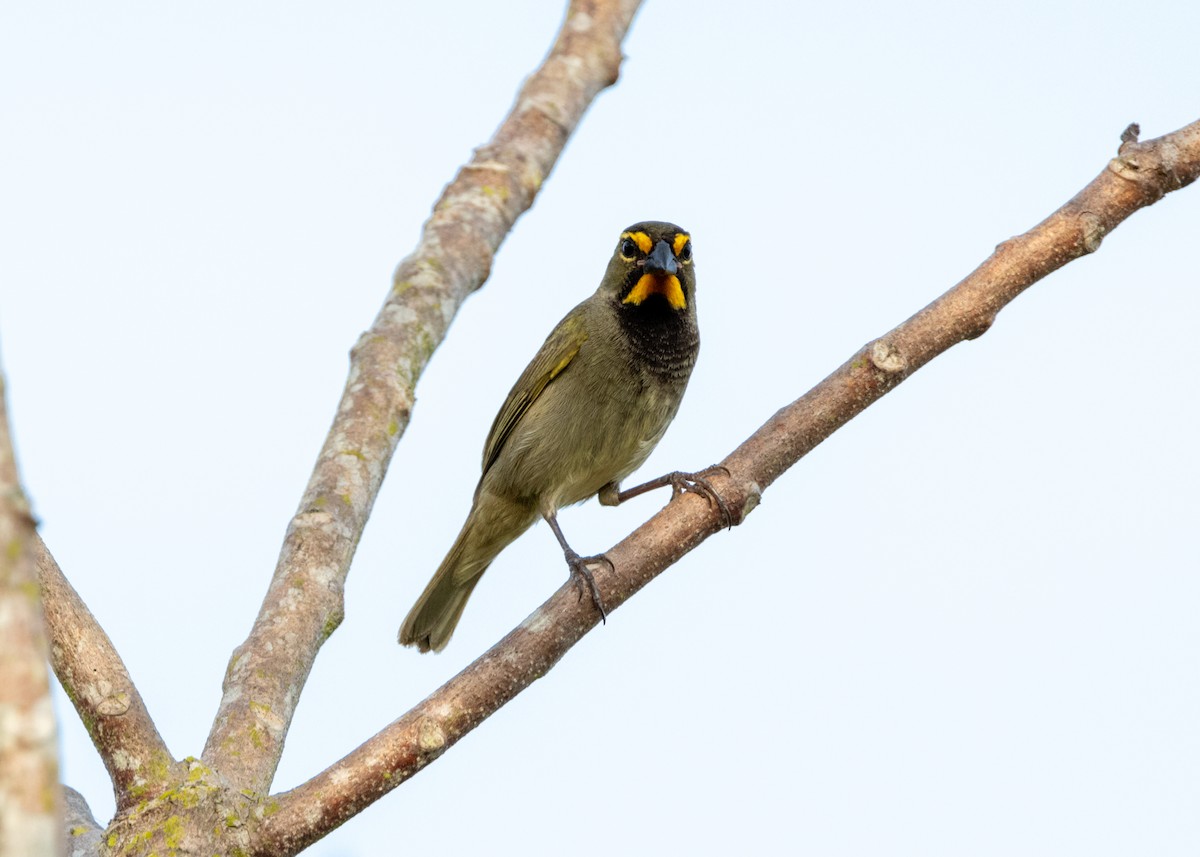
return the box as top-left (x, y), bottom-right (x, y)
top-left (622, 273), bottom-right (686, 310)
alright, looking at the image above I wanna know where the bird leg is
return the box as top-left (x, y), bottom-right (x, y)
top-left (599, 465), bottom-right (733, 529)
top-left (542, 510), bottom-right (610, 623)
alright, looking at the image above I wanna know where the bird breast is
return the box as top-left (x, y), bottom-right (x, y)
top-left (482, 337), bottom-right (688, 513)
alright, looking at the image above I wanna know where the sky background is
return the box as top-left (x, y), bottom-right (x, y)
top-left (3, 1), bottom-right (1200, 854)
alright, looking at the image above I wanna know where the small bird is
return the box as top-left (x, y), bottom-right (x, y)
top-left (399, 221), bottom-right (715, 652)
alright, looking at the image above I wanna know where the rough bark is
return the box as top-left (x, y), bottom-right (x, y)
top-left (62, 787), bottom-right (103, 857)
top-left (251, 118), bottom-right (1200, 856)
top-left (0, 368), bottom-right (62, 857)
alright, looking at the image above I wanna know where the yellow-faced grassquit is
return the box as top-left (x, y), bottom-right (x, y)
top-left (399, 221), bottom-right (719, 652)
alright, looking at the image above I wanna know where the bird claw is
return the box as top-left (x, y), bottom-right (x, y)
top-left (666, 466), bottom-right (733, 529)
top-left (564, 550), bottom-right (611, 624)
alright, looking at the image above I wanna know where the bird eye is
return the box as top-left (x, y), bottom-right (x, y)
top-left (619, 237), bottom-right (639, 260)
top-left (679, 240), bottom-right (693, 262)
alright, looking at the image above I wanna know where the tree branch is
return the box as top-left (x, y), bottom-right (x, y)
top-left (0, 366), bottom-right (62, 857)
top-left (251, 117), bottom-right (1200, 856)
top-left (202, 0), bottom-right (646, 795)
top-left (718, 118), bottom-right (1198, 495)
top-left (35, 538), bottom-right (178, 811)
top-left (62, 787), bottom-right (104, 857)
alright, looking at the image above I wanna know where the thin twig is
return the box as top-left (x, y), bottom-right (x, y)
top-left (252, 117), bottom-right (1200, 856)
top-left (202, 0), bottom-right (646, 795)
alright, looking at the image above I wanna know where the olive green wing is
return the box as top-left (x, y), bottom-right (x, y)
top-left (481, 310), bottom-right (588, 476)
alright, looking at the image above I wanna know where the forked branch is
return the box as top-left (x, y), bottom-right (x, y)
top-left (252, 118), bottom-right (1200, 856)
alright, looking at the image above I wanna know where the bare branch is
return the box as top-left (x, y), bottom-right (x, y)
top-left (35, 539), bottom-right (178, 812)
top-left (720, 116), bottom-right (1200, 496)
top-left (252, 117), bottom-right (1200, 856)
top-left (202, 0), bottom-right (646, 795)
top-left (0, 367), bottom-right (62, 857)
top-left (62, 787), bottom-right (104, 857)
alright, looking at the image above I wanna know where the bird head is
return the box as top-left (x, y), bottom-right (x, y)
top-left (601, 221), bottom-right (694, 314)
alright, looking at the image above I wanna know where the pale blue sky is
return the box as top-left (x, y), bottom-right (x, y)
top-left (3, 2), bottom-right (1199, 854)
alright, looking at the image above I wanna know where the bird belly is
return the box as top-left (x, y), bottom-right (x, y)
top-left (484, 372), bottom-right (679, 514)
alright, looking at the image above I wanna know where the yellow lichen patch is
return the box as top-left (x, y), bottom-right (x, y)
top-left (621, 230), bottom-right (652, 254)
top-left (622, 274), bottom-right (686, 310)
top-left (321, 613), bottom-right (341, 641)
top-left (673, 232), bottom-right (691, 256)
top-left (184, 758), bottom-right (213, 783)
top-left (163, 814), bottom-right (184, 849)
top-left (148, 749), bottom-right (172, 783)
top-left (176, 787), bottom-right (202, 809)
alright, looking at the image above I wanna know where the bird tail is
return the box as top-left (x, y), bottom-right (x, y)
top-left (398, 493), bottom-right (534, 653)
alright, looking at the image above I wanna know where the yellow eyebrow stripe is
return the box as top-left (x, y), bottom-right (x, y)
top-left (672, 233), bottom-right (690, 256)
top-left (621, 231), bottom-right (653, 254)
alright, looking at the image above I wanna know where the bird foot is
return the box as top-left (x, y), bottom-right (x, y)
top-left (563, 549), bottom-right (611, 624)
top-left (665, 466), bottom-right (733, 529)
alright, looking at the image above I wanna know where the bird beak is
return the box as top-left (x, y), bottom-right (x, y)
top-left (624, 237), bottom-right (686, 309)
top-left (642, 240), bottom-right (678, 275)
